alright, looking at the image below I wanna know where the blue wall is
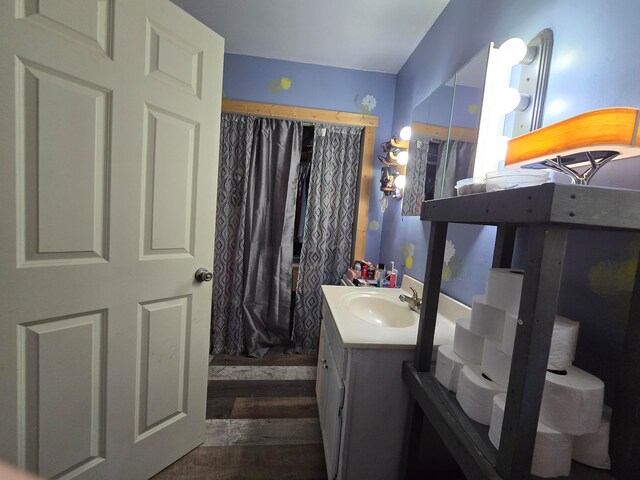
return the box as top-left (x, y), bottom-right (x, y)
top-left (222, 53), bottom-right (397, 261)
top-left (382, 0), bottom-right (640, 401)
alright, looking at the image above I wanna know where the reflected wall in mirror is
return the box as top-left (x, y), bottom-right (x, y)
top-left (402, 47), bottom-right (489, 215)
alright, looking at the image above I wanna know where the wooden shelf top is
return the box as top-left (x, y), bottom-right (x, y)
top-left (421, 183), bottom-right (640, 231)
top-left (403, 362), bottom-right (615, 480)
top-left (505, 107), bottom-right (640, 168)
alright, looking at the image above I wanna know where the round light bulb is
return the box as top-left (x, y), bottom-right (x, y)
top-left (399, 126), bottom-right (412, 141)
top-left (498, 37), bottom-right (528, 66)
top-left (394, 174), bottom-right (406, 189)
top-left (496, 87), bottom-right (522, 114)
top-left (396, 150), bottom-right (409, 165)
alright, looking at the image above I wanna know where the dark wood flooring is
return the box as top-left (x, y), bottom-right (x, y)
top-left (153, 351), bottom-right (327, 480)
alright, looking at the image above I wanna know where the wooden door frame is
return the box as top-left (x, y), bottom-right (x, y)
top-left (221, 99), bottom-right (378, 261)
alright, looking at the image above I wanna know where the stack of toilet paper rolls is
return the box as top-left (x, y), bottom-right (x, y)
top-left (433, 268), bottom-right (610, 476)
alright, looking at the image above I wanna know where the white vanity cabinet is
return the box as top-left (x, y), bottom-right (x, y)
top-left (316, 299), bottom-right (415, 480)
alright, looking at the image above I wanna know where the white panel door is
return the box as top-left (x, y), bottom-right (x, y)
top-left (0, 1), bottom-right (224, 478)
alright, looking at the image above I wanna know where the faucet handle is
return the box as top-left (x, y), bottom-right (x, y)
top-left (410, 287), bottom-right (419, 300)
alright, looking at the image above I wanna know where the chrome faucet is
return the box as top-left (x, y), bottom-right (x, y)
top-left (399, 287), bottom-right (422, 313)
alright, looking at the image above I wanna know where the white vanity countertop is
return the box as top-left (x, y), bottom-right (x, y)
top-left (321, 276), bottom-right (471, 349)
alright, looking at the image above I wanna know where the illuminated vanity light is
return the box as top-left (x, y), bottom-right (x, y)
top-left (498, 37), bottom-right (528, 66)
top-left (396, 150), bottom-right (409, 165)
top-left (400, 126), bottom-right (412, 141)
top-left (496, 88), bottom-right (522, 115)
top-left (394, 174), bottom-right (406, 189)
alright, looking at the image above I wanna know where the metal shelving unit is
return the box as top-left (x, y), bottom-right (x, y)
top-left (402, 183), bottom-right (640, 479)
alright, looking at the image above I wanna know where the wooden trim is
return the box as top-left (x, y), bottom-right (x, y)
top-left (411, 121), bottom-right (477, 143)
top-left (222, 99), bottom-right (377, 262)
top-left (222, 99), bottom-right (378, 127)
top-left (506, 107), bottom-right (640, 167)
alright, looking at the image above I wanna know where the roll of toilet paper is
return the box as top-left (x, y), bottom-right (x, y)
top-left (453, 317), bottom-right (484, 364)
top-left (481, 339), bottom-right (512, 387)
top-left (456, 364), bottom-right (506, 425)
top-left (486, 268), bottom-right (524, 316)
top-left (434, 344), bottom-right (466, 392)
top-left (489, 394), bottom-right (572, 478)
top-left (572, 405), bottom-right (611, 470)
top-left (469, 295), bottom-right (506, 341)
top-left (488, 393), bottom-right (505, 449)
top-left (548, 316), bottom-right (580, 371)
top-left (501, 314), bottom-right (580, 371)
top-left (500, 313), bottom-right (518, 356)
top-left (540, 366), bottom-right (605, 435)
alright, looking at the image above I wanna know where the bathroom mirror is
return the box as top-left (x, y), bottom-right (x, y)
top-left (401, 29), bottom-right (554, 215)
top-left (402, 46), bottom-right (489, 215)
top-left (401, 78), bottom-right (455, 215)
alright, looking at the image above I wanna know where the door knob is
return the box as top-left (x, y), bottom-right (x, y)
top-left (195, 268), bottom-right (213, 282)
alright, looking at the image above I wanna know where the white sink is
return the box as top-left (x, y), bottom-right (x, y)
top-left (322, 277), bottom-right (471, 349)
top-left (341, 291), bottom-right (418, 328)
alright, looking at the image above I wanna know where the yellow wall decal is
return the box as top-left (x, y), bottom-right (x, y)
top-left (268, 76), bottom-right (292, 94)
top-left (442, 240), bottom-right (462, 281)
top-left (402, 243), bottom-right (415, 270)
top-left (589, 258), bottom-right (636, 296)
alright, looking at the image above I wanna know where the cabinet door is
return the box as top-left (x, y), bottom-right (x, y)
top-left (320, 341), bottom-right (345, 479)
top-left (316, 323), bottom-right (328, 401)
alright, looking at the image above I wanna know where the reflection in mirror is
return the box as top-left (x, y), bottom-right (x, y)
top-left (402, 47), bottom-right (489, 215)
top-left (401, 79), bottom-right (454, 216)
top-left (438, 49), bottom-right (487, 198)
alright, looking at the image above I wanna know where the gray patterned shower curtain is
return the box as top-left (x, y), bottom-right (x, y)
top-left (212, 113), bottom-right (301, 357)
top-left (402, 134), bottom-right (431, 216)
top-left (434, 139), bottom-right (476, 198)
top-left (293, 124), bottom-right (363, 354)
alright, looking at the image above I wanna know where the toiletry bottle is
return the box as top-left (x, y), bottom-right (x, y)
top-left (388, 261), bottom-right (397, 288)
top-left (354, 262), bottom-right (362, 279)
top-left (377, 263), bottom-right (385, 287)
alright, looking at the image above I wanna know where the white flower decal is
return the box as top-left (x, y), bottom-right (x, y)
top-left (355, 94), bottom-right (378, 114)
top-left (444, 240), bottom-right (456, 265)
top-left (361, 94), bottom-right (377, 111)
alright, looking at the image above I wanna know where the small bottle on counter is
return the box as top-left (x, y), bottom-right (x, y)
top-left (354, 262), bottom-right (362, 279)
top-left (388, 261), bottom-right (397, 288)
top-left (377, 263), bottom-right (385, 287)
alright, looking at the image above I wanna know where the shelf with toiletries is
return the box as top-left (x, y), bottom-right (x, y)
top-left (402, 183), bottom-right (640, 479)
top-left (347, 260), bottom-right (398, 288)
